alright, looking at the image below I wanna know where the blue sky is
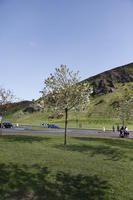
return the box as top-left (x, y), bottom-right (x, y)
top-left (0, 0), bottom-right (133, 100)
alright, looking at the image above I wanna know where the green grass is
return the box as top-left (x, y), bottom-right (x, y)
top-left (3, 83), bottom-right (133, 130)
top-left (1, 81), bottom-right (133, 133)
top-left (4, 111), bottom-right (133, 131)
top-left (0, 134), bottom-right (133, 199)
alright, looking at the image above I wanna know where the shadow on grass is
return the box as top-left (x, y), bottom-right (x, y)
top-left (73, 136), bottom-right (133, 150)
top-left (55, 144), bottom-right (124, 161)
top-left (1, 135), bottom-right (51, 143)
top-left (0, 163), bottom-right (110, 200)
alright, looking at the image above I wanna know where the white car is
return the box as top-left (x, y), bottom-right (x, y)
top-left (40, 123), bottom-right (48, 128)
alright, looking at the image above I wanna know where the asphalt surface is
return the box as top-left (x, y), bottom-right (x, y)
top-left (1, 127), bottom-right (133, 138)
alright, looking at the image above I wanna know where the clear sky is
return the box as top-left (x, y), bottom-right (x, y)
top-left (0, 0), bottom-right (133, 100)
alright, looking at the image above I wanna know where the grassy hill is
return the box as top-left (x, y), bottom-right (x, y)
top-left (2, 62), bottom-right (133, 129)
top-left (0, 101), bottom-right (31, 115)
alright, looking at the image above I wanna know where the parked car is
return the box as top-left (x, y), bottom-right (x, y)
top-left (40, 123), bottom-right (48, 128)
top-left (48, 124), bottom-right (60, 129)
top-left (0, 122), bottom-right (13, 128)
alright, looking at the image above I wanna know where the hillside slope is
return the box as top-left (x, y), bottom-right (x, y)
top-left (0, 101), bottom-right (31, 115)
top-left (86, 62), bottom-right (133, 95)
top-left (2, 62), bottom-right (133, 129)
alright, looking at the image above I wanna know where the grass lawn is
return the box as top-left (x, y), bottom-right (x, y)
top-left (0, 134), bottom-right (133, 199)
top-left (4, 110), bottom-right (133, 130)
top-left (3, 82), bottom-right (133, 130)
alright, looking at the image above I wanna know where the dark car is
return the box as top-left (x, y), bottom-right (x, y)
top-left (0, 122), bottom-right (13, 128)
top-left (48, 124), bottom-right (60, 129)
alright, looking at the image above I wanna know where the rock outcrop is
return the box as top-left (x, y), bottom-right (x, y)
top-left (86, 63), bottom-right (133, 96)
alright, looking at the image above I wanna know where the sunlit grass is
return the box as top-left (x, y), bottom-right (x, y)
top-left (0, 134), bottom-right (133, 199)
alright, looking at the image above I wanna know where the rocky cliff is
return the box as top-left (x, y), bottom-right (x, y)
top-left (85, 63), bottom-right (133, 95)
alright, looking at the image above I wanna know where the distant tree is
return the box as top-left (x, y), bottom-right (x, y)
top-left (41, 65), bottom-right (90, 145)
top-left (0, 87), bottom-right (15, 132)
top-left (115, 87), bottom-right (132, 126)
top-left (0, 87), bottom-right (15, 105)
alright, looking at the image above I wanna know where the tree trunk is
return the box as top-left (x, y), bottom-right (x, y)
top-left (64, 107), bottom-right (68, 145)
top-left (122, 113), bottom-right (125, 127)
top-left (0, 118), bottom-right (2, 136)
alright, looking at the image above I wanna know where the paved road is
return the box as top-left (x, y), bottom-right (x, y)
top-left (1, 127), bottom-right (133, 138)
